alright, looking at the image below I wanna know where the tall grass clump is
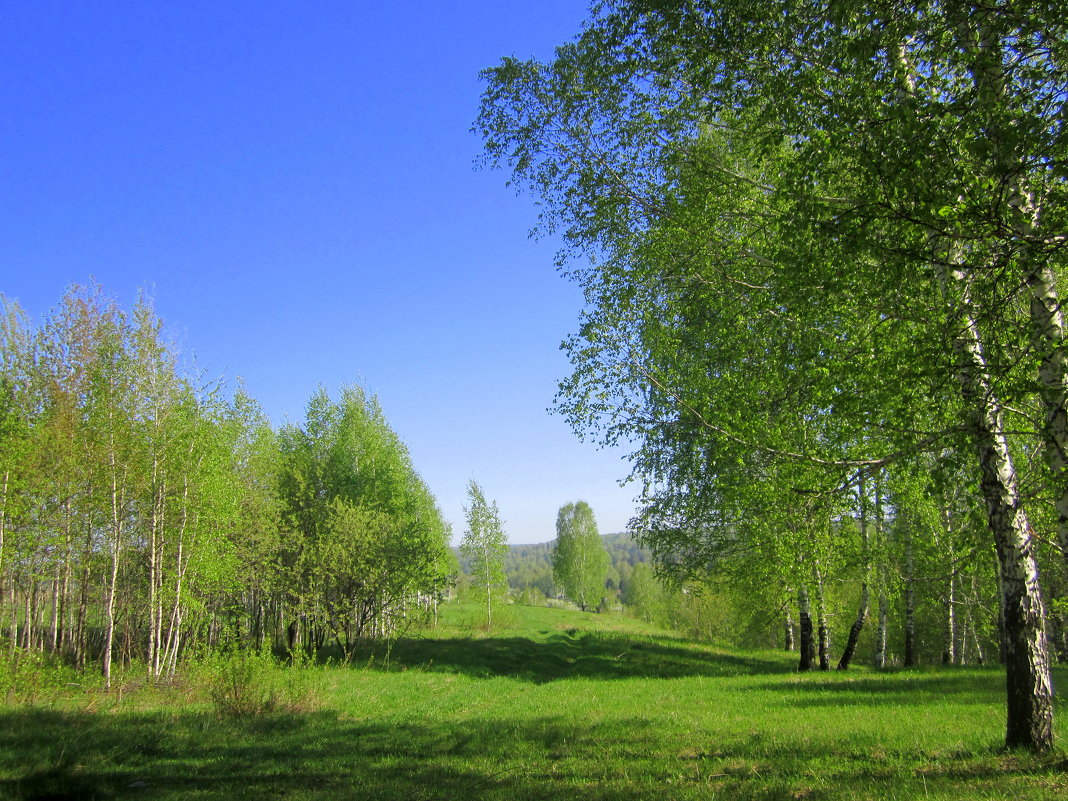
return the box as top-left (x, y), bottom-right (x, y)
top-left (198, 645), bottom-right (322, 717)
top-left (0, 649), bottom-right (93, 706)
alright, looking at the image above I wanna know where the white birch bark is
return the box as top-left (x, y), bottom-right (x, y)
top-left (797, 583), bottom-right (814, 671)
top-left (813, 562), bottom-right (830, 671)
top-left (874, 477), bottom-right (888, 669)
top-left (938, 252), bottom-right (1054, 750)
top-left (102, 455), bottom-right (125, 691)
top-left (903, 517), bottom-right (916, 667)
top-left (837, 477), bottom-right (869, 670)
top-left (964, 15), bottom-right (1068, 575)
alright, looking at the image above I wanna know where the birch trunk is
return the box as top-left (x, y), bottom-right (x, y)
top-left (874, 477), bottom-right (888, 668)
top-left (904, 518), bottom-right (916, 667)
top-left (813, 563), bottom-right (830, 671)
top-left (1026, 265), bottom-right (1068, 573)
top-left (943, 560), bottom-right (957, 665)
top-left (838, 477), bottom-right (869, 670)
top-left (965, 18), bottom-right (1068, 578)
top-left (797, 584), bottom-right (814, 671)
top-left (74, 514), bottom-right (93, 670)
top-left (161, 473), bottom-right (191, 676)
top-left (102, 454), bottom-right (126, 691)
top-left (784, 603), bottom-right (795, 652)
top-left (7, 583), bottom-right (17, 658)
top-left (939, 256), bottom-right (1054, 751)
top-left (0, 471), bottom-right (7, 636)
top-left (48, 572), bottom-right (60, 652)
top-left (942, 517), bottom-right (958, 665)
top-left (147, 458), bottom-right (161, 677)
top-left (57, 502), bottom-right (73, 655)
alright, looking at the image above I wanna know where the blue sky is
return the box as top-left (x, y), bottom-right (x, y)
top-left (0, 1), bottom-right (637, 544)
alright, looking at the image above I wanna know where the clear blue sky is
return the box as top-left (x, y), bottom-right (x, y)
top-left (0, 0), bottom-right (637, 544)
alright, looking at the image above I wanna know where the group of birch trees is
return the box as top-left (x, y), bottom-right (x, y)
top-left (479, 0), bottom-right (1067, 751)
top-left (0, 285), bottom-right (452, 685)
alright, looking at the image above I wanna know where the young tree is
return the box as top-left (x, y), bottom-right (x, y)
top-left (460, 480), bottom-right (507, 627)
top-left (278, 385), bottom-right (452, 651)
top-left (552, 501), bottom-right (609, 611)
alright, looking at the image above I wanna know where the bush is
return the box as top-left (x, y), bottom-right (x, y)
top-left (201, 645), bottom-right (319, 717)
top-left (0, 648), bottom-right (91, 705)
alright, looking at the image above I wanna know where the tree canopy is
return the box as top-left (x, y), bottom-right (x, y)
top-left (0, 284), bottom-right (453, 675)
top-left (553, 501), bottom-right (610, 611)
top-left (479, 0), bottom-right (1068, 751)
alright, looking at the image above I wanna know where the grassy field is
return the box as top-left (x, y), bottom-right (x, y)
top-left (1, 602), bottom-right (1066, 800)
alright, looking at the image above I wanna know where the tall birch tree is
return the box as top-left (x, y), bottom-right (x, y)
top-left (478, 0), bottom-right (1064, 750)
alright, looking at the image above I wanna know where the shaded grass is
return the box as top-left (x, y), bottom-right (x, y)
top-left (1, 603), bottom-right (1066, 800)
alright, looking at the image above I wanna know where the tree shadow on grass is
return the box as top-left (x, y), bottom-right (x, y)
top-left (2, 707), bottom-right (1063, 801)
top-left (752, 663), bottom-right (1068, 708)
top-left (350, 631), bottom-right (793, 683)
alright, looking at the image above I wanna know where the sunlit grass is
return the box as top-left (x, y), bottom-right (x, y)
top-left (1, 602), bottom-right (1065, 800)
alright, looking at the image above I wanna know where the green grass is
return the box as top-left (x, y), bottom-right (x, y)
top-left (1, 602), bottom-right (1066, 800)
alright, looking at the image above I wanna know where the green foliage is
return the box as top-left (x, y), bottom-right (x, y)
top-left (552, 501), bottom-right (610, 611)
top-left (460, 481), bottom-right (508, 626)
top-left (622, 562), bottom-right (667, 624)
top-left (0, 285), bottom-right (452, 679)
top-left (201, 645), bottom-right (320, 718)
top-left (278, 385), bottom-right (453, 652)
top-left (499, 532), bottom-right (650, 609)
top-left (0, 650), bottom-right (91, 706)
top-left (479, 0), bottom-right (1068, 748)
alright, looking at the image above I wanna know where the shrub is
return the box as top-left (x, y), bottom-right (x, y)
top-left (202, 645), bottom-right (319, 717)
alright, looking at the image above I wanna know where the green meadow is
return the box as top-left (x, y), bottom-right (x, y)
top-left (2, 603), bottom-right (1065, 801)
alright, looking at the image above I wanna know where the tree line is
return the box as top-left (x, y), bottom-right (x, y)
top-left (478, 0), bottom-right (1068, 751)
top-left (0, 285), bottom-right (453, 685)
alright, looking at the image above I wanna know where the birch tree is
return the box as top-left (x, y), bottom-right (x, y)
top-left (461, 480), bottom-right (508, 627)
top-left (478, 0), bottom-right (1064, 749)
top-left (553, 501), bottom-right (609, 611)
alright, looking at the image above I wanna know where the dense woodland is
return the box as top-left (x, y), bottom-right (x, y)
top-left (0, 285), bottom-right (454, 686)
top-left (478, 0), bottom-right (1068, 751)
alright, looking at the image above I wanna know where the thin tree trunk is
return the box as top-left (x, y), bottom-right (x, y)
top-left (876, 593), bottom-right (889, 668)
top-left (8, 582), bottom-right (18, 658)
top-left (1025, 264), bottom-right (1068, 576)
top-left (102, 460), bottom-right (125, 691)
top-left (874, 476), bottom-right (888, 668)
top-left (797, 584), bottom-right (814, 671)
top-left (147, 464), bottom-right (160, 677)
top-left (814, 562), bottom-right (830, 671)
top-left (839, 476), bottom-right (869, 670)
top-left (943, 548), bottom-right (957, 666)
top-left (49, 572), bottom-right (60, 652)
top-left (970, 572), bottom-right (986, 666)
top-left (784, 602), bottom-right (795, 652)
top-left (161, 475), bottom-right (191, 676)
top-left (0, 470), bottom-right (7, 646)
top-left (904, 517), bottom-right (916, 667)
top-left (57, 503), bottom-right (73, 655)
top-left (23, 581), bottom-right (34, 650)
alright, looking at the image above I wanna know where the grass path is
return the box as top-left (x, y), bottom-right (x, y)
top-left (1, 603), bottom-right (1065, 800)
